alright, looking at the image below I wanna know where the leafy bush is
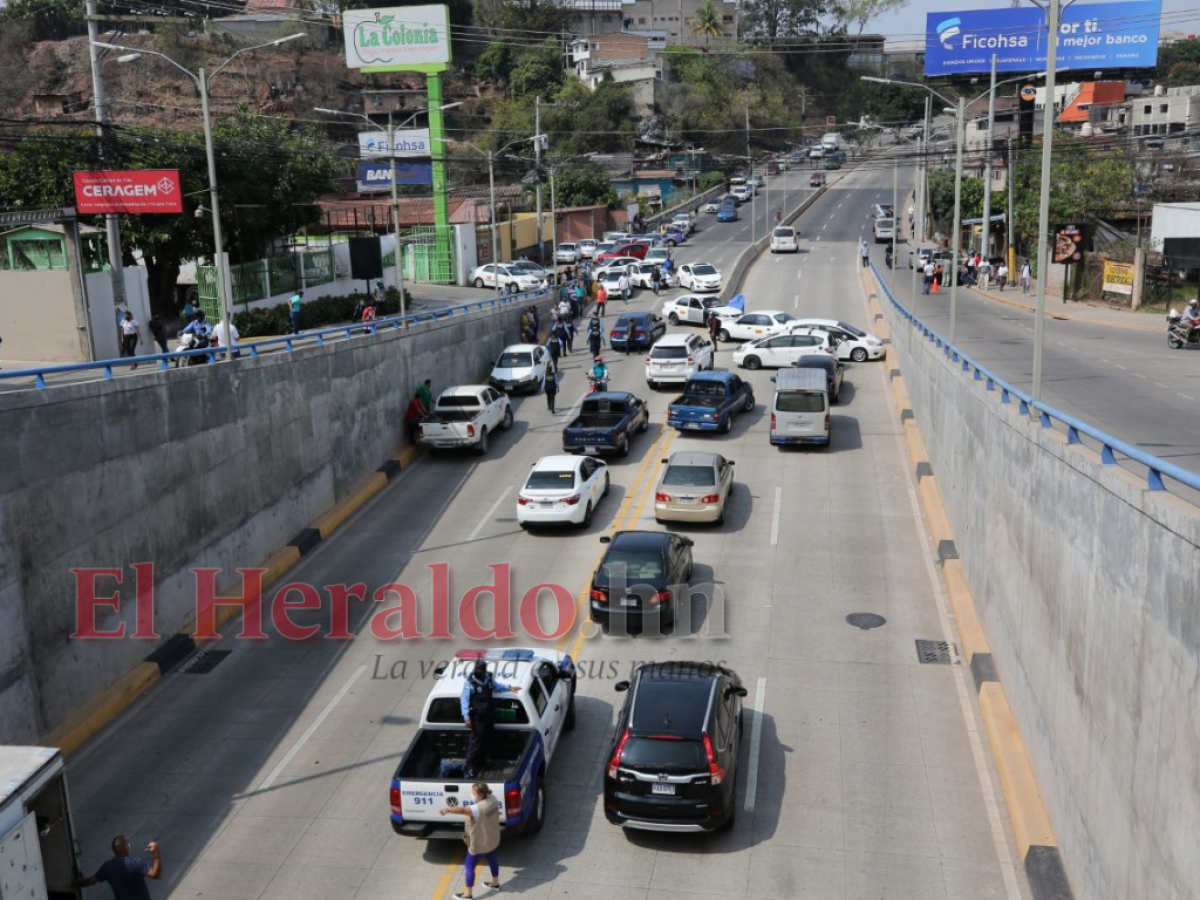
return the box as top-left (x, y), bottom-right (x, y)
top-left (233, 287), bottom-right (411, 338)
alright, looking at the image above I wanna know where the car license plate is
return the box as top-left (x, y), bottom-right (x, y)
top-left (686, 423), bottom-right (700, 429)
top-left (539, 502), bottom-right (554, 509)
top-left (677, 497), bottom-right (696, 504)
top-left (584, 447), bottom-right (598, 455)
top-left (652, 782), bottom-right (675, 796)
top-left (620, 596), bottom-right (639, 608)
top-left (790, 423), bottom-right (812, 432)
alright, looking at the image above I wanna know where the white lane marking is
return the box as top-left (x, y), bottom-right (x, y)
top-left (1134, 372), bottom-right (1148, 380)
top-left (256, 664), bottom-right (369, 791)
top-left (794, 293), bottom-right (800, 309)
top-left (1153, 381), bottom-right (1169, 389)
top-left (770, 486), bottom-right (782, 546)
top-left (744, 676), bottom-right (767, 812)
top-left (796, 267), bottom-right (803, 280)
top-left (815, 236), bottom-right (821, 242)
top-left (467, 485), bottom-right (513, 542)
top-left (1115, 364), bottom-right (1127, 370)
top-left (1178, 392), bottom-right (1194, 400)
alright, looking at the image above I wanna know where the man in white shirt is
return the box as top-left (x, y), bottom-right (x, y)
top-left (618, 272), bottom-right (631, 304)
top-left (118, 310), bottom-right (141, 369)
top-left (977, 257), bottom-right (992, 291)
top-left (212, 319), bottom-right (240, 357)
top-left (922, 260), bottom-right (936, 295)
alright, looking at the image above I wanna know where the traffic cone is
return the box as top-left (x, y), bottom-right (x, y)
top-left (931, 277), bottom-right (940, 294)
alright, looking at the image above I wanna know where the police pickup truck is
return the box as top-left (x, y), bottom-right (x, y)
top-left (390, 648), bottom-right (577, 838)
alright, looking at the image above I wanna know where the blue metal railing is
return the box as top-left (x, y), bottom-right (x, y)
top-left (0, 283), bottom-right (568, 390)
top-left (869, 263), bottom-right (1200, 498)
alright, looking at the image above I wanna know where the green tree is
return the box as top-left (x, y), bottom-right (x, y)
top-left (1155, 36), bottom-right (1200, 83)
top-left (739, 0), bottom-right (822, 40)
top-left (473, 0), bottom-right (571, 36)
top-left (476, 41), bottom-right (516, 84)
top-left (927, 170), bottom-right (985, 227)
top-left (550, 158), bottom-right (619, 208)
top-left (508, 40), bottom-right (564, 100)
top-left (691, 0), bottom-right (723, 43)
top-left (0, 0), bottom-right (86, 40)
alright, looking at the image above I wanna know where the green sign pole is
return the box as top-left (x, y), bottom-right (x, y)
top-left (426, 70), bottom-right (451, 283)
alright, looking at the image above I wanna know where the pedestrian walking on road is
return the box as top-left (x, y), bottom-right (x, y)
top-left (289, 291), bottom-right (303, 334)
top-left (441, 783), bottom-right (503, 899)
top-left (119, 310), bottom-right (142, 369)
top-left (922, 261), bottom-right (935, 295)
top-left (618, 272), bottom-right (631, 304)
top-left (596, 285), bottom-right (608, 317)
top-left (544, 366), bottom-right (559, 413)
top-left (650, 266), bottom-right (662, 296)
top-left (76, 835), bottom-right (162, 898)
top-left (977, 257), bottom-right (991, 291)
top-left (587, 314), bottom-right (604, 357)
top-left (148, 316), bottom-right (169, 356)
top-left (546, 332), bottom-right (563, 370)
top-left (1021, 261), bottom-right (1032, 296)
top-left (707, 310), bottom-right (722, 346)
top-left (563, 316), bottom-right (576, 353)
top-left (860, 240), bottom-right (870, 268)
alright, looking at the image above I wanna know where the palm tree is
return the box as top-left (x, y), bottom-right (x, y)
top-left (690, 0), bottom-right (722, 44)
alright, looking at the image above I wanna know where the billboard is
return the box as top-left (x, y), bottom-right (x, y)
top-left (73, 170), bottom-right (183, 215)
top-left (357, 162), bottom-right (434, 192)
top-left (343, 6), bottom-right (451, 69)
top-left (1053, 224), bottom-right (1085, 264)
top-left (358, 129), bottom-right (432, 159)
top-left (925, 1), bottom-right (1161, 75)
top-left (1102, 260), bottom-right (1135, 295)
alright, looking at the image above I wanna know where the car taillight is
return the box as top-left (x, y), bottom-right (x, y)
top-left (390, 786), bottom-right (401, 815)
top-left (686, 356), bottom-right (694, 364)
top-left (649, 590), bottom-right (671, 606)
top-left (824, 413), bottom-right (831, 432)
top-left (517, 496), bottom-right (530, 506)
top-left (607, 729), bottom-right (630, 779)
top-left (564, 494), bottom-right (581, 505)
top-left (702, 494), bottom-right (720, 504)
top-left (467, 424), bottom-right (476, 438)
top-left (655, 492), bottom-right (671, 502)
top-left (590, 588), bottom-right (609, 604)
top-left (505, 787), bottom-right (522, 819)
top-left (635, 330), bottom-right (646, 337)
top-left (770, 412), bottom-right (776, 429)
top-left (703, 733), bottom-right (725, 785)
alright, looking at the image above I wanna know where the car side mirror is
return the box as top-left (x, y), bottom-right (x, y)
top-left (599, 535), bottom-right (612, 544)
top-left (770, 376), bottom-right (777, 383)
top-left (728, 686), bottom-right (749, 698)
top-left (681, 537), bottom-right (695, 547)
top-left (614, 680), bottom-right (630, 692)
top-left (728, 460), bottom-right (735, 465)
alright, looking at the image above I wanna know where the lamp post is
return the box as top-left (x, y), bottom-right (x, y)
top-left (94, 34), bottom-right (306, 360)
top-left (316, 102), bottom-right (461, 320)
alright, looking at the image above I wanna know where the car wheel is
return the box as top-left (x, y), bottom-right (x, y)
top-left (602, 474), bottom-right (610, 497)
top-left (502, 407), bottom-right (514, 430)
top-left (721, 415), bottom-right (732, 434)
top-left (743, 393), bottom-right (754, 412)
top-left (582, 501), bottom-right (594, 528)
top-left (639, 416), bottom-right (649, 433)
top-left (668, 313), bottom-right (680, 325)
top-left (507, 282), bottom-right (519, 294)
top-left (851, 347), bottom-right (868, 363)
top-left (474, 277), bottom-right (486, 289)
top-left (718, 329), bottom-right (731, 342)
top-left (475, 428), bottom-right (489, 455)
top-left (564, 679), bottom-right (577, 730)
top-left (618, 437), bottom-right (630, 458)
top-left (743, 355), bottom-right (761, 370)
top-left (524, 777), bottom-right (546, 836)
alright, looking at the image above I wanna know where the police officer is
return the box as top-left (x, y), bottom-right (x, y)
top-left (461, 661), bottom-right (520, 778)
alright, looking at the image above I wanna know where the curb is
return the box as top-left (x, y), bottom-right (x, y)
top-left (860, 268), bottom-right (1074, 900)
top-left (970, 284), bottom-right (1159, 333)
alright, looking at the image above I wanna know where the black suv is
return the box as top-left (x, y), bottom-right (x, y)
top-left (590, 531), bottom-right (693, 629)
top-left (794, 353), bottom-right (845, 403)
top-left (604, 662), bottom-right (747, 832)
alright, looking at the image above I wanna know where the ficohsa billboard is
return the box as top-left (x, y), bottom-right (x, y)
top-left (343, 5), bottom-right (451, 69)
top-left (925, 0), bottom-right (1161, 75)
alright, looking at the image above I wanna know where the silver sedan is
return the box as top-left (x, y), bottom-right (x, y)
top-left (653, 451), bottom-right (736, 525)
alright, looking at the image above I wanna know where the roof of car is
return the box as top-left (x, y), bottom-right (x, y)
top-left (425, 648), bottom-right (566, 701)
top-left (440, 384), bottom-right (494, 396)
top-left (654, 333), bottom-right (698, 346)
top-left (794, 355), bottom-right (838, 372)
top-left (500, 343), bottom-right (542, 353)
top-left (610, 529), bottom-right (674, 551)
top-left (687, 370), bottom-right (736, 383)
top-left (531, 454), bottom-right (587, 472)
top-left (665, 451), bottom-right (722, 467)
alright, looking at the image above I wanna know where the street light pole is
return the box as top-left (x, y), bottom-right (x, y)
top-left (949, 95), bottom-right (966, 345)
top-left (981, 53), bottom-right (998, 259)
top-left (387, 111), bottom-right (406, 320)
top-left (488, 152), bottom-right (500, 297)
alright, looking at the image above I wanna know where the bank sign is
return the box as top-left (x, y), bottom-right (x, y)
top-left (343, 5), bottom-right (451, 69)
top-left (925, 1), bottom-right (1161, 75)
top-left (357, 162), bottom-right (434, 191)
top-left (358, 129), bottom-right (432, 159)
top-left (73, 169), bottom-right (183, 214)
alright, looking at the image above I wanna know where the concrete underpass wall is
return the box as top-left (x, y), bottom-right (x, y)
top-left (0, 293), bottom-right (558, 743)
top-left (881, 297), bottom-right (1200, 899)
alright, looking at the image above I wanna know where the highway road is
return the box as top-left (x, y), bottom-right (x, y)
top-left (64, 161), bottom-right (1032, 900)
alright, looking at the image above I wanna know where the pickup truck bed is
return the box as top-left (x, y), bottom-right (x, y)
top-left (396, 728), bottom-right (530, 784)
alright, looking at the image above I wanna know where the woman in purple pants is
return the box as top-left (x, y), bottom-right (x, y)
top-left (440, 782), bottom-right (502, 898)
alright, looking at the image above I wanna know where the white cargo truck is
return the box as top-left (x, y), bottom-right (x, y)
top-left (0, 746), bottom-right (82, 900)
top-left (821, 132), bottom-right (842, 152)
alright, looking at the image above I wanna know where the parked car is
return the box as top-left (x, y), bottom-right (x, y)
top-left (750, 174), bottom-right (765, 188)
top-left (597, 244), bottom-right (647, 263)
top-left (604, 661), bottom-right (746, 831)
top-left (809, 172), bottom-right (826, 187)
top-left (644, 247), bottom-right (673, 266)
top-left (471, 264), bottom-right (542, 293)
top-left (790, 318), bottom-right (886, 362)
top-left (715, 310), bottom-right (797, 343)
top-left (677, 263), bottom-right (722, 293)
top-left (562, 392), bottom-right (650, 457)
top-left (594, 256), bottom-right (642, 273)
top-left (489, 343), bottom-right (550, 394)
top-left (666, 371), bottom-right (755, 434)
top-left (604, 231), bottom-right (631, 243)
top-left (809, 145), bottom-right (825, 159)
top-left (770, 226), bottom-right (799, 253)
top-left (589, 531), bottom-right (694, 629)
top-left (593, 241), bottom-right (619, 259)
top-left (555, 243), bottom-right (581, 264)
top-left (518, 455), bottom-right (610, 528)
top-left (732, 332), bottom-right (834, 370)
top-left (909, 245), bottom-right (937, 269)
top-left (610, 312), bottom-right (666, 352)
top-left (662, 225), bottom-right (687, 246)
top-left (418, 385), bottom-right (513, 455)
top-left (628, 262), bottom-right (663, 290)
top-left (794, 353), bottom-right (845, 404)
top-left (578, 239), bottom-right (599, 259)
top-left (654, 451), bottom-right (735, 525)
top-left (770, 367), bottom-right (831, 446)
top-left (596, 268), bottom-right (626, 295)
top-left (660, 294), bottom-right (727, 326)
top-left (872, 217), bottom-right (895, 244)
top-left (390, 647), bottom-right (576, 838)
top-left (646, 333), bottom-right (715, 388)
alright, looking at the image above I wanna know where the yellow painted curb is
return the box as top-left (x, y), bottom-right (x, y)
top-left (43, 662), bottom-right (160, 756)
top-left (917, 476), bottom-right (954, 546)
top-left (943, 559), bottom-right (990, 661)
top-left (314, 472), bottom-right (389, 539)
top-left (395, 445), bottom-right (420, 468)
top-left (892, 375), bottom-right (912, 414)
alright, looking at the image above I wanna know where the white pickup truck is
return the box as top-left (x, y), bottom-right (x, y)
top-left (389, 648), bottom-right (577, 839)
top-left (418, 385), bottom-right (514, 455)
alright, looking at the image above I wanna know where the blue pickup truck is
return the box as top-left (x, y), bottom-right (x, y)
top-left (667, 371), bottom-right (755, 433)
top-left (562, 392), bottom-right (650, 457)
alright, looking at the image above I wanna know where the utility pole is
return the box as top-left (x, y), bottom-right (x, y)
top-left (949, 95), bottom-right (966, 345)
top-left (981, 53), bottom-right (998, 259)
top-left (892, 160), bottom-right (898, 274)
top-left (488, 152), bottom-right (500, 297)
top-left (746, 103), bottom-right (756, 244)
top-left (86, 0), bottom-right (128, 314)
top-left (387, 111), bottom-right (406, 319)
top-left (535, 96), bottom-right (544, 264)
top-left (1006, 138), bottom-right (1016, 274)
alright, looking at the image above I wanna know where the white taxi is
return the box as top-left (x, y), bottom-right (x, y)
top-left (660, 294), bottom-right (728, 326)
top-left (715, 310), bottom-right (797, 343)
top-left (732, 331), bottom-right (834, 369)
top-left (517, 455), bottom-right (610, 528)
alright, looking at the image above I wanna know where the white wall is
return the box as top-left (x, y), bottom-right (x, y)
top-left (85, 266), bottom-right (152, 362)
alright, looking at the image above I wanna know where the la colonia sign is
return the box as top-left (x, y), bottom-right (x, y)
top-left (343, 5), bottom-right (451, 69)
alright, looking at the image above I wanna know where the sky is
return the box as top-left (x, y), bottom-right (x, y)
top-left (867, 0), bottom-right (1200, 50)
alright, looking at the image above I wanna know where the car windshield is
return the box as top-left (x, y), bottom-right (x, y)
top-left (838, 321), bottom-right (866, 337)
top-left (776, 391), bottom-right (825, 413)
top-left (652, 346), bottom-right (688, 359)
top-left (560, 243), bottom-right (576, 249)
top-left (497, 352), bottom-right (533, 368)
top-left (620, 737), bottom-right (706, 773)
top-left (526, 470), bottom-right (576, 490)
top-left (692, 265), bottom-right (718, 276)
top-left (662, 465), bottom-right (715, 487)
top-left (600, 550), bottom-right (664, 580)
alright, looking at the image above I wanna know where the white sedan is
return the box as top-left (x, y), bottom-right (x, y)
top-left (715, 310), bottom-right (797, 342)
top-left (661, 294), bottom-right (728, 325)
top-left (789, 318), bottom-right (886, 362)
top-left (489, 343), bottom-right (549, 394)
top-left (578, 239), bottom-right (599, 259)
top-left (677, 263), bottom-right (722, 293)
top-left (702, 200), bottom-right (721, 214)
top-left (555, 243), bottom-right (581, 264)
top-left (517, 455), bottom-right (610, 528)
top-left (471, 263), bottom-right (542, 292)
top-left (732, 331), bottom-right (834, 369)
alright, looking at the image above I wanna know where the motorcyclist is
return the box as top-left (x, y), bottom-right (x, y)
top-left (1181, 299), bottom-right (1200, 339)
top-left (180, 311), bottom-right (212, 366)
top-left (588, 355), bottom-right (610, 392)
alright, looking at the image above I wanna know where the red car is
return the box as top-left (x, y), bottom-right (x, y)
top-left (596, 243), bottom-right (648, 262)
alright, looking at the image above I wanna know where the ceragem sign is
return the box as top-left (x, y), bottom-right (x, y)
top-left (343, 5), bottom-right (451, 69)
top-left (74, 170), bottom-right (183, 215)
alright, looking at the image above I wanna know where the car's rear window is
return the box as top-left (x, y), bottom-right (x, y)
top-left (662, 465), bottom-right (715, 487)
top-left (427, 697), bottom-right (529, 725)
top-left (652, 346), bottom-right (688, 359)
top-left (600, 550), bottom-right (664, 580)
top-left (497, 352), bottom-right (532, 368)
top-left (526, 470), bottom-right (576, 489)
top-left (776, 390), bottom-right (826, 413)
top-left (629, 678), bottom-right (712, 733)
top-left (620, 738), bottom-right (706, 773)
top-left (773, 228), bottom-right (795, 238)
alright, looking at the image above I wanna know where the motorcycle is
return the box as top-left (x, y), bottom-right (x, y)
top-left (175, 331), bottom-right (212, 367)
top-left (1167, 310), bottom-right (1200, 349)
top-left (587, 374), bottom-right (610, 394)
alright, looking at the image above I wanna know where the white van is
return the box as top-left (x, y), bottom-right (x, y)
top-left (770, 226), bottom-right (799, 253)
top-left (770, 368), bottom-right (830, 447)
top-left (873, 217), bottom-right (895, 244)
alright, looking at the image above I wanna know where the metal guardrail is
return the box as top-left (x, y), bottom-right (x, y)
top-left (0, 283), bottom-right (567, 391)
top-left (870, 262), bottom-right (1200, 497)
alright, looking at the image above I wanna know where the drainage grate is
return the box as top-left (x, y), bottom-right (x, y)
top-left (184, 649), bottom-right (233, 674)
top-left (845, 613), bottom-right (887, 630)
top-left (915, 639), bottom-right (958, 665)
